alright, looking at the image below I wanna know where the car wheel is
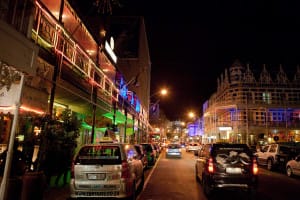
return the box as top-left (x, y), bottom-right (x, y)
top-left (248, 187), bottom-right (257, 200)
top-left (267, 159), bottom-right (273, 171)
top-left (286, 166), bottom-right (293, 177)
top-left (203, 177), bottom-right (212, 197)
top-left (195, 166), bottom-right (199, 182)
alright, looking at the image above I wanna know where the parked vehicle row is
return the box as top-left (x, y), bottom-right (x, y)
top-left (254, 142), bottom-right (300, 178)
top-left (255, 142), bottom-right (300, 171)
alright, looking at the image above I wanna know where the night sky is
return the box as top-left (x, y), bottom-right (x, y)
top-left (138, 1), bottom-right (300, 120)
top-left (72, 0), bottom-right (300, 121)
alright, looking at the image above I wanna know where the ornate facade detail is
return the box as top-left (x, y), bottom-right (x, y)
top-left (229, 59), bottom-right (244, 84)
top-left (276, 64), bottom-right (289, 84)
top-left (259, 64), bottom-right (272, 84)
top-left (243, 63), bottom-right (256, 83)
top-left (294, 65), bottom-right (300, 83)
top-left (224, 68), bottom-right (229, 87)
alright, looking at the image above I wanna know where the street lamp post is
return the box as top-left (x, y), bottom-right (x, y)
top-left (149, 88), bottom-right (168, 142)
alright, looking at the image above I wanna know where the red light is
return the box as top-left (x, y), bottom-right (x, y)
top-left (252, 158), bottom-right (258, 175)
top-left (208, 157), bottom-right (214, 173)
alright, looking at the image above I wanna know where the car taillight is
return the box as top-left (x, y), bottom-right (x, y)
top-left (121, 160), bottom-right (130, 179)
top-left (252, 158), bottom-right (258, 175)
top-left (208, 157), bottom-right (214, 173)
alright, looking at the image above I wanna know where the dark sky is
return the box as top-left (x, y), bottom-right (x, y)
top-left (72, 0), bottom-right (300, 121)
top-left (133, 0), bottom-right (300, 120)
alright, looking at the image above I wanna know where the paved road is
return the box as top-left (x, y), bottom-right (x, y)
top-left (137, 150), bottom-right (206, 200)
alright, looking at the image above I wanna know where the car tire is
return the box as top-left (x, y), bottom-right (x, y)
top-left (267, 159), bottom-right (273, 171)
top-left (195, 167), bottom-right (199, 182)
top-left (203, 177), bottom-right (213, 197)
top-left (286, 166), bottom-right (293, 177)
top-left (248, 188), bottom-right (257, 200)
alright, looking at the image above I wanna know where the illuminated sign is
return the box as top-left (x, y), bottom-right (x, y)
top-left (105, 41), bottom-right (117, 64)
top-left (218, 127), bottom-right (232, 131)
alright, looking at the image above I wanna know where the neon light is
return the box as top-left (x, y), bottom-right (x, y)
top-left (218, 127), bottom-right (232, 131)
top-left (105, 41), bottom-right (117, 63)
top-left (20, 106), bottom-right (45, 115)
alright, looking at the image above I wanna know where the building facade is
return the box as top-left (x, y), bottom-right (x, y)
top-left (203, 60), bottom-right (300, 145)
top-left (0, 0), bottom-right (151, 157)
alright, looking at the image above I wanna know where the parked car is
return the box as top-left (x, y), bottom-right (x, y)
top-left (186, 143), bottom-right (201, 152)
top-left (140, 143), bottom-right (157, 166)
top-left (286, 154), bottom-right (300, 177)
top-left (165, 143), bottom-right (182, 158)
top-left (134, 144), bottom-right (148, 170)
top-left (195, 143), bottom-right (258, 197)
top-left (69, 142), bottom-right (144, 199)
top-left (255, 143), bottom-right (300, 171)
top-left (152, 143), bottom-right (161, 157)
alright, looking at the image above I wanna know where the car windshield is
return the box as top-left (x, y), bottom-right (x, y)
top-left (75, 145), bottom-right (122, 165)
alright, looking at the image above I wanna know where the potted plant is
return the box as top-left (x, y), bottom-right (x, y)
top-left (21, 108), bottom-right (81, 199)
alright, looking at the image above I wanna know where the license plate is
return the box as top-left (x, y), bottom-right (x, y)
top-left (88, 173), bottom-right (106, 180)
top-left (226, 167), bottom-right (242, 174)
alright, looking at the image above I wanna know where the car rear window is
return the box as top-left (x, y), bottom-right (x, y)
top-left (168, 144), bottom-right (181, 149)
top-left (213, 145), bottom-right (251, 155)
top-left (75, 145), bottom-right (122, 165)
top-left (212, 144), bottom-right (252, 164)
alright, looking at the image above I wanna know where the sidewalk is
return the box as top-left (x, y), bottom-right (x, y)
top-left (43, 185), bottom-right (70, 200)
top-left (43, 175), bottom-right (70, 200)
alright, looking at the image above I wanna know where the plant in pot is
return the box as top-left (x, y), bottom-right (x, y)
top-left (22, 108), bottom-right (80, 199)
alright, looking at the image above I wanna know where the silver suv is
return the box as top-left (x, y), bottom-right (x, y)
top-left (69, 142), bottom-right (144, 199)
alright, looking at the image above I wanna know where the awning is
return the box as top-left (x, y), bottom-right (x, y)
top-left (102, 110), bottom-right (133, 124)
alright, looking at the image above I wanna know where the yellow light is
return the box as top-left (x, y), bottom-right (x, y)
top-left (161, 89), bottom-right (167, 95)
top-left (188, 111), bottom-right (195, 118)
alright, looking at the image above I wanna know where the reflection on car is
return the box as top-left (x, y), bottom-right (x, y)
top-left (195, 143), bottom-right (258, 198)
top-left (286, 154), bottom-right (300, 177)
top-left (166, 143), bottom-right (182, 158)
top-left (69, 142), bottom-right (144, 199)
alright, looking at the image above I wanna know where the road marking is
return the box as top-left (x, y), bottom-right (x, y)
top-left (137, 153), bottom-right (161, 200)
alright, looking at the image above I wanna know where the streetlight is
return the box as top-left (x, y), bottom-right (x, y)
top-left (150, 88), bottom-right (168, 98)
top-left (148, 88), bottom-right (169, 142)
top-left (188, 111), bottom-right (195, 119)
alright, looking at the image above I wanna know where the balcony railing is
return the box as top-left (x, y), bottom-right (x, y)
top-left (32, 1), bottom-right (119, 105)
